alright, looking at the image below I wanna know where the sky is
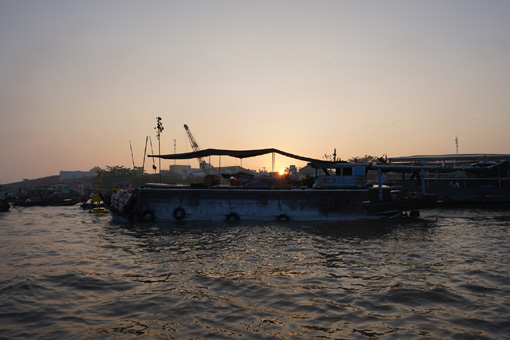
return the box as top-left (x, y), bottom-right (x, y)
top-left (1, 0), bottom-right (509, 184)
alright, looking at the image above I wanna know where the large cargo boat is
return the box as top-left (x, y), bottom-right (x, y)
top-left (106, 148), bottom-right (437, 223)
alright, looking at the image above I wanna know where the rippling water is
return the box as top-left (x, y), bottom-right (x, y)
top-left (1, 205), bottom-right (509, 339)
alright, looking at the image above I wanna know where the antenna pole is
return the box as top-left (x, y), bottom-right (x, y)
top-left (155, 117), bottom-right (164, 183)
top-left (173, 139), bottom-right (176, 166)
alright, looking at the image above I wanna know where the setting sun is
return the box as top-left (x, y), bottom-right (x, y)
top-left (278, 169), bottom-right (285, 175)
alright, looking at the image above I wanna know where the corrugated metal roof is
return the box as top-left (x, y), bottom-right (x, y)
top-left (389, 154), bottom-right (510, 162)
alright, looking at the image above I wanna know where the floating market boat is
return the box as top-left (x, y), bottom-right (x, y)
top-left (85, 171), bottom-right (109, 213)
top-left (105, 148), bottom-right (438, 223)
top-left (86, 191), bottom-right (109, 214)
top-left (13, 198), bottom-right (80, 207)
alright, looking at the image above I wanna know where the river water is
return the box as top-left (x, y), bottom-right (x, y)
top-left (0, 205), bottom-right (509, 339)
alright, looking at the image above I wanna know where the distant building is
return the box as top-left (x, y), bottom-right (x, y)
top-left (170, 164), bottom-right (193, 179)
top-left (59, 171), bottom-right (96, 182)
top-left (58, 171), bottom-right (98, 194)
top-left (288, 165), bottom-right (298, 178)
top-left (297, 165), bottom-right (316, 179)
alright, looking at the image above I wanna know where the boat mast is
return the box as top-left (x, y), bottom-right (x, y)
top-left (129, 140), bottom-right (137, 185)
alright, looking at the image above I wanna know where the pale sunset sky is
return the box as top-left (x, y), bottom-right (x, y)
top-left (1, 1), bottom-right (509, 184)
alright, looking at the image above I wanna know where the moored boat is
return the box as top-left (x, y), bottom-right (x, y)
top-left (87, 192), bottom-right (109, 214)
top-left (106, 148), bottom-right (438, 223)
top-left (13, 198), bottom-right (80, 207)
top-left (0, 199), bottom-right (10, 212)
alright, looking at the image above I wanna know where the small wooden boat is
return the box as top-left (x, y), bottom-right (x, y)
top-left (13, 198), bottom-right (80, 207)
top-left (87, 173), bottom-right (109, 214)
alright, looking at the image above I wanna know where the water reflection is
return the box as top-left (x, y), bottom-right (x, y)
top-left (313, 216), bottom-right (438, 240)
top-left (97, 216), bottom-right (443, 295)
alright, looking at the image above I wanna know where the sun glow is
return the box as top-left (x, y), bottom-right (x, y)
top-left (278, 169), bottom-right (285, 176)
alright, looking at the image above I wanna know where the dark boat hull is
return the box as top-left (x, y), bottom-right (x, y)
top-left (0, 200), bottom-right (10, 212)
top-left (13, 199), bottom-right (80, 207)
top-left (108, 186), bottom-right (437, 223)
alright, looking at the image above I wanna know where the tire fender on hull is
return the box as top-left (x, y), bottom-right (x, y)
top-left (226, 213), bottom-right (240, 222)
top-left (173, 207), bottom-right (186, 220)
top-left (276, 214), bottom-right (290, 221)
top-left (141, 209), bottom-right (155, 222)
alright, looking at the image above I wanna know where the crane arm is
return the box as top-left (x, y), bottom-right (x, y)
top-left (184, 124), bottom-right (210, 171)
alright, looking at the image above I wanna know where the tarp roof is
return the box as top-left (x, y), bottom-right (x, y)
top-left (148, 148), bottom-right (324, 163)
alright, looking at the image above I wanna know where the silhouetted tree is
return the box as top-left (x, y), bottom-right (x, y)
top-left (348, 155), bottom-right (383, 163)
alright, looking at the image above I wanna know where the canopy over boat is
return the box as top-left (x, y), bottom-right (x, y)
top-left (148, 148), bottom-right (324, 163)
top-left (149, 148), bottom-right (440, 172)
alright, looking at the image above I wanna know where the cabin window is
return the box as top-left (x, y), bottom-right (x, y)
top-left (343, 167), bottom-right (353, 176)
top-left (353, 167), bottom-right (365, 176)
